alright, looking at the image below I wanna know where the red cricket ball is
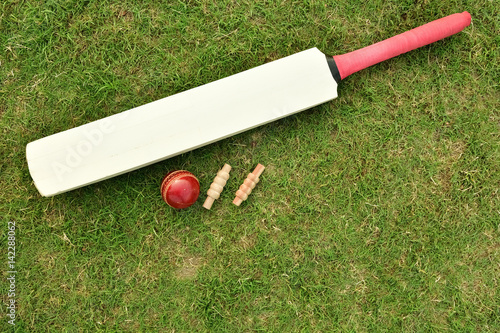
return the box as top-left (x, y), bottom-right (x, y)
top-left (160, 170), bottom-right (200, 209)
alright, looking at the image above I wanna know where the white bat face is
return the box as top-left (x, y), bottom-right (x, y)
top-left (27, 48), bottom-right (338, 196)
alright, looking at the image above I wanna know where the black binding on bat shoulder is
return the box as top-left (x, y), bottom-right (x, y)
top-left (326, 56), bottom-right (341, 83)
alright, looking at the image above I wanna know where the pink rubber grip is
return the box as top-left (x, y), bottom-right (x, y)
top-left (332, 12), bottom-right (471, 80)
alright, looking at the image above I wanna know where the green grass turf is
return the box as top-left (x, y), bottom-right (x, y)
top-left (1, 0), bottom-right (499, 331)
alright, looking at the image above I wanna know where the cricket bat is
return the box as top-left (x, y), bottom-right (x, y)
top-left (26, 12), bottom-right (471, 197)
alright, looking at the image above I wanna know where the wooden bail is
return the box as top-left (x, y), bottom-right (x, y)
top-left (233, 164), bottom-right (265, 206)
top-left (203, 164), bottom-right (232, 210)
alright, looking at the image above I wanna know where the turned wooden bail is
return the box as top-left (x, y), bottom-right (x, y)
top-left (233, 164), bottom-right (265, 206)
top-left (203, 164), bottom-right (231, 210)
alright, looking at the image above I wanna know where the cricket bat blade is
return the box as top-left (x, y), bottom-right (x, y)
top-left (27, 48), bottom-right (338, 196)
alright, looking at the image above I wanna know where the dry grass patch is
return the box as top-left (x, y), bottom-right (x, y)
top-left (175, 256), bottom-right (204, 280)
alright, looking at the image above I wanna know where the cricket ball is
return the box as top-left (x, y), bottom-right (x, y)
top-left (160, 170), bottom-right (200, 209)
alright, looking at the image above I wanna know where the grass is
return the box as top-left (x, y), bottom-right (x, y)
top-left (1, 0), bottom-right (499, 331)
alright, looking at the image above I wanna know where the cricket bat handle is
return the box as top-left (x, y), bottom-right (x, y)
top-left (332, 12), bottom-right (471, 80)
